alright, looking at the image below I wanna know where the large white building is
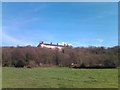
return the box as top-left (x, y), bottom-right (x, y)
top-left (37, 41), bottom-right (70, 50)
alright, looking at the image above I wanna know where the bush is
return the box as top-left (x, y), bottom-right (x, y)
top-left (13, 60), bottom-right (25, 68)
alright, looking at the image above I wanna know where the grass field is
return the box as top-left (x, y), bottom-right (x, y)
top-left (2, 67), bottom-right (118, 88)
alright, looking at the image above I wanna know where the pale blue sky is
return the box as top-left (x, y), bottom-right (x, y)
top-left (2, 2), bottom-right (118, 47)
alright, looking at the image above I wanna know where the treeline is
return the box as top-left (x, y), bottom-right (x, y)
top-left (2, 46), bottom-right (119, 68)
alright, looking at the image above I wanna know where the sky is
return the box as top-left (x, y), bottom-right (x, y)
top-left (2, 2), bottom-right (118, 47)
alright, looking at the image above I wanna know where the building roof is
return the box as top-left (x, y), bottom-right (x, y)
top-left (42, 43), bottom-right (65, 47)
top-left (37, 42), bottom-right (70, 47)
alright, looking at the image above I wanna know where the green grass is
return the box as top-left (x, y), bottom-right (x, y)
top-left (2, 67), bottom-right (118, 88)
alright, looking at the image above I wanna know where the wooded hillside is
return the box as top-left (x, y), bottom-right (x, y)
top-left (2, 46), bottom-right (119, 68)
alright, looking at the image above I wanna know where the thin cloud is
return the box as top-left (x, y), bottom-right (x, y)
top-left (2, 31), bottom-right (33, 46)
top-left (33, 5), bottom-right (48, 12)
top-left (70, 39), bottom-right (104, 47)
top-left (2, 25), bottom-right (55, 46)
top-left (96, 10), bottom-right (118, 20)
top-left (2, 17), bottom-right (54, 46)
top-left (96, 39), bottom-right (104, 43)
top-left (5, 17), bottom-right (38, 29)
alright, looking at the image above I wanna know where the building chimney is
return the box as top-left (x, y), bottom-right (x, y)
top-left (67, 44), bottom-right (69, 47)
top-left (64, 44), bottom-right (66, 47)
top-left (40, 41), bottom-right (44, 44)
top-left (51, 42), bottom-right (52, 45)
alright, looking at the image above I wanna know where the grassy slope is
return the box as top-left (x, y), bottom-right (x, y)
top-left (2, 67), bottom-right (118, 88)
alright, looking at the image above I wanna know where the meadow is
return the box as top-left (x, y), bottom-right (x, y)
top-left (2, 67), bottom-right (118, 88)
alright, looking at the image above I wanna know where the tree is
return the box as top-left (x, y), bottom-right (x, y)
top-left (12, 47), bottom-right (26, 67)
